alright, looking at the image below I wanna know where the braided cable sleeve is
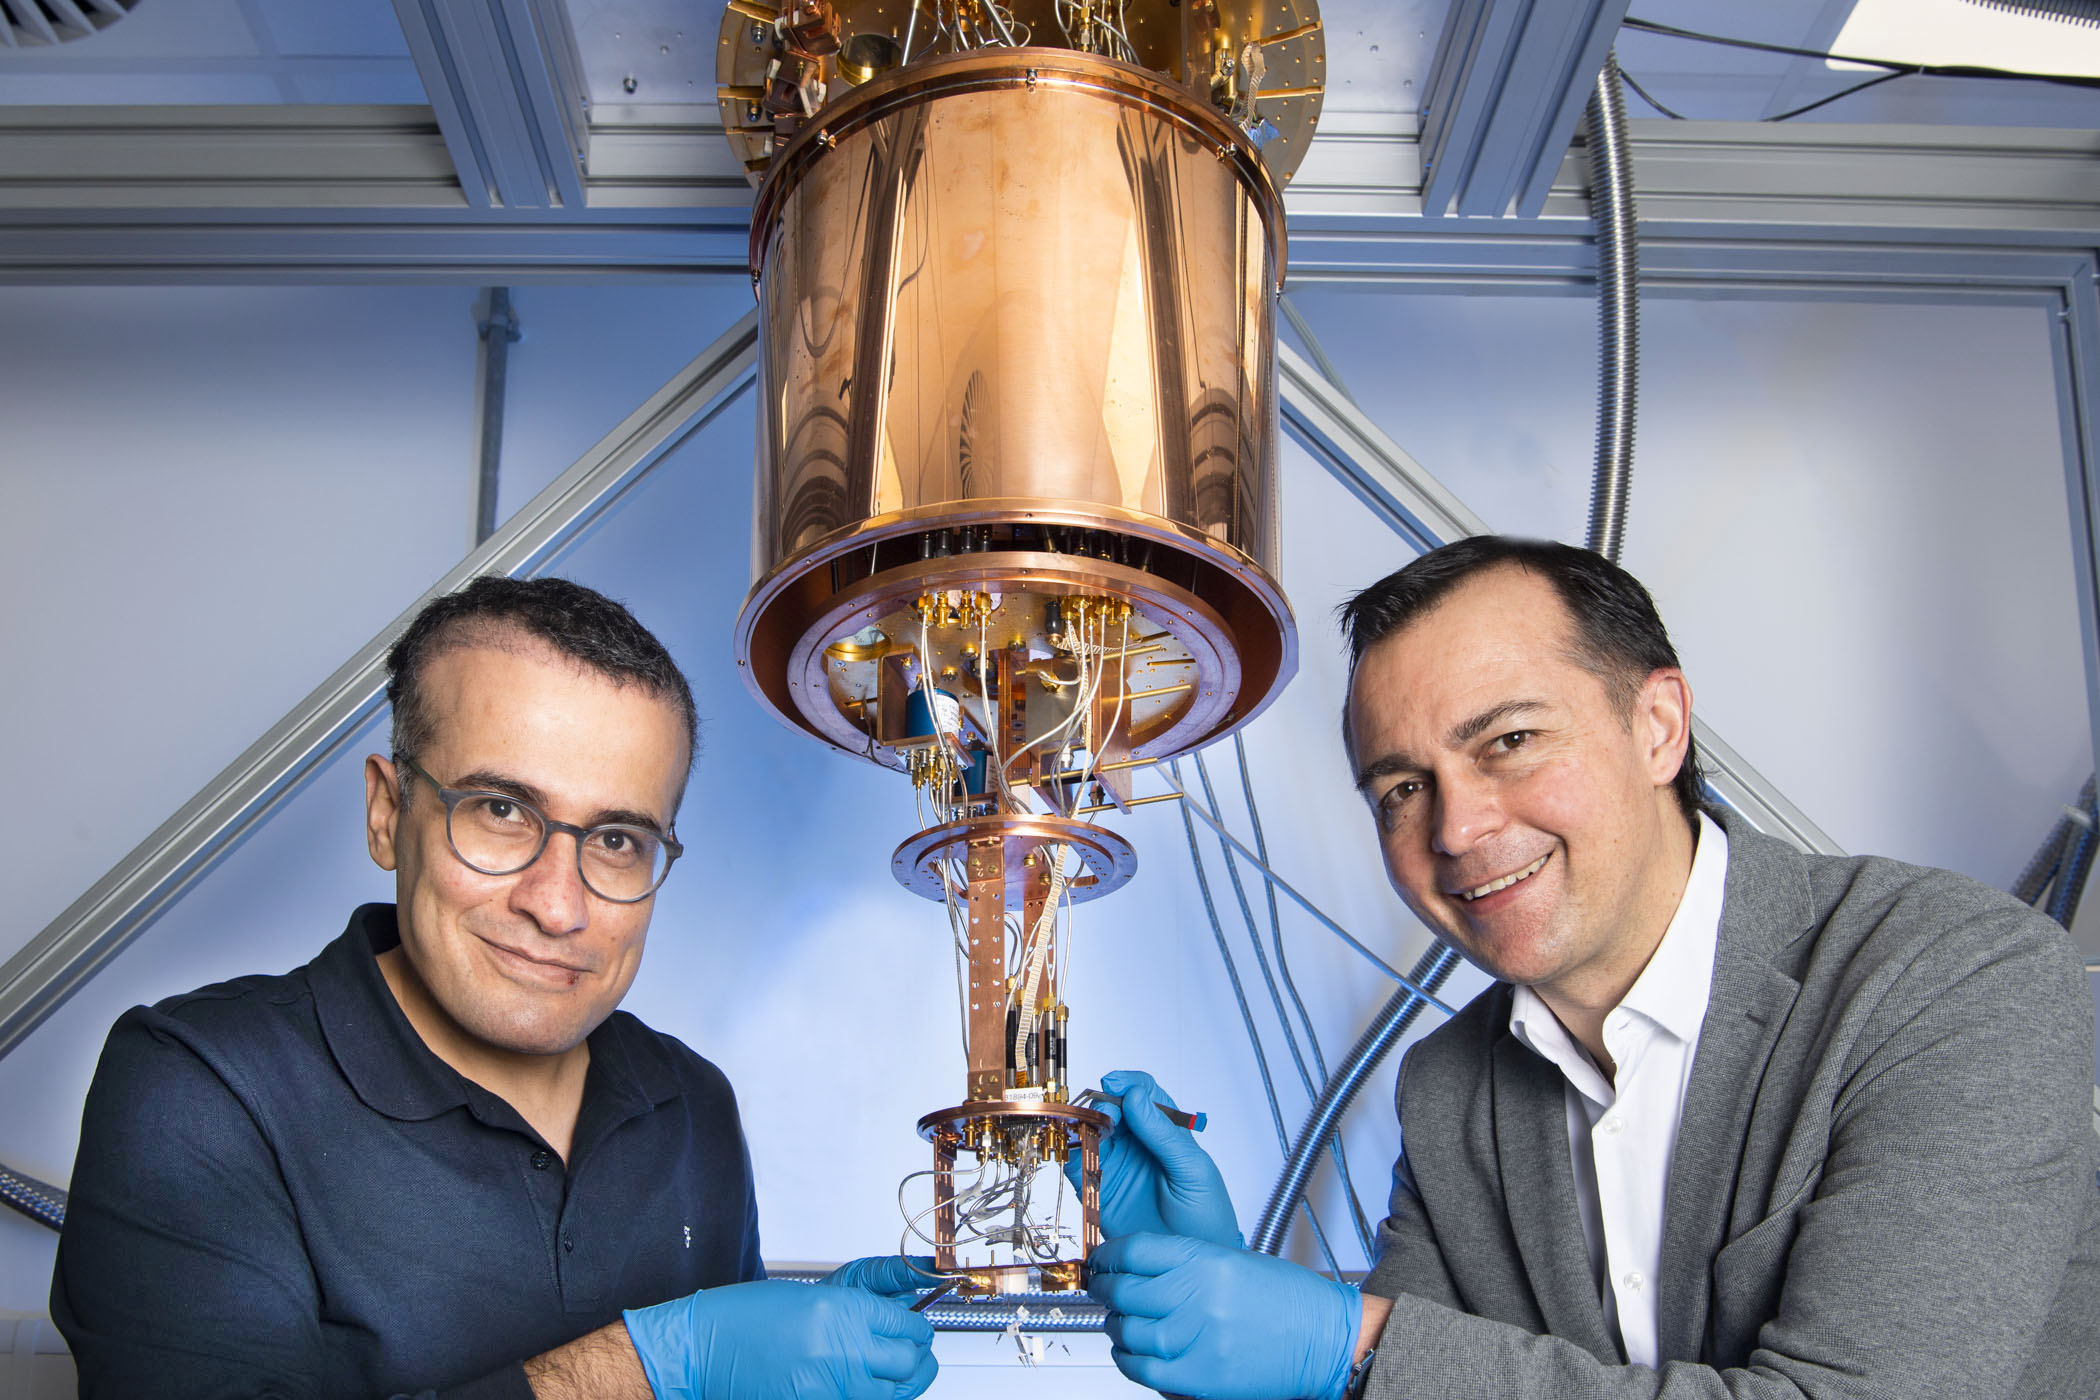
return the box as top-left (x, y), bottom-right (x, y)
top-left (0, 1160), bottom-right (66, 1232)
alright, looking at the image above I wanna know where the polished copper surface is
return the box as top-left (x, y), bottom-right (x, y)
top-left (746, 49), bottom-right (1283, 570)
top-left (734, 48), bottom-right (1297, 764)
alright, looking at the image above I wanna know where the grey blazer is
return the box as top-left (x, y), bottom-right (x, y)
top-left (1360, 814), bottom-right (2100, 1399)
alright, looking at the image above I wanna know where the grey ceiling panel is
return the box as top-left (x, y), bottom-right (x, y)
top-left (389, 0), bottom-right (587, 208)
top-left (1419, 0), bottom-right (1632, 218)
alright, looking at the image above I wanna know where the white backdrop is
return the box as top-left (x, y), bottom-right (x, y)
top-left (2, 279), bottom-right (2095, 1396)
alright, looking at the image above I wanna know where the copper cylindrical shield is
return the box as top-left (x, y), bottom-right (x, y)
top-left (738, 49), bottom-right (1295, 760)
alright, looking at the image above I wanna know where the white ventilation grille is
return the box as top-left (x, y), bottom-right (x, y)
top-left (1965, 0), bottom-right (2100, 23)
top-left (1, 0), bottom-right (143, 48)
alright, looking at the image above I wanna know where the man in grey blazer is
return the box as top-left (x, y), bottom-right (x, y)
top-left (1085, 536), bottom-right (2100, 1398)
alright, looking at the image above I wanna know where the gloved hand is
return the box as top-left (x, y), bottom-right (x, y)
top-left (1067, 1069), bottom-right (1242, 1247)
top-left (1087, 1232), bottom-right (1360, 1400)
top-left (818, 1254), bottom-right (940, 1302)
top-left (623, 1279), bottom-right (938, 1400)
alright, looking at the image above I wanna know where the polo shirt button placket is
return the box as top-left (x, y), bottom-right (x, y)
top-left (531, 1149), bottom-right (554, 1171)
top-left (562, 1231), bottom-right (576, 1254)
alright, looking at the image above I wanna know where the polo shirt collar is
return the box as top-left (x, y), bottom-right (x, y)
top-left (313, 904), bottom-right (475, 1122)
top-left (312, 903), bottom-right (683, 1129)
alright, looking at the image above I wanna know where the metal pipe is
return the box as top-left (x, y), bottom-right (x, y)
top-left (475, 287), bottom-right (521, 545)
top-left (2049, 802), bottom-right (2100, 927)
top-left (1249, 942), bottom-right (1461, 1257)
top-left (1072, 791), bottom-right (1184, 815)
top-left (1583, 49), bottom-right (1639, 565)
top-left (2015, 775), bottom-right (2095, 906)
top-left (0, 312), bottom-right (760, 1060)
top-left (0, 1159), bottom-right (65, 1232)
top-left (921, 1299), bottom-right (1105, 1331)
top-left (771, 1272), bottom-right (1108, 1332)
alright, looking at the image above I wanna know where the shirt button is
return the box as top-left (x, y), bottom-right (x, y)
top-left (1623, 1271), bottom-right (1644, 1292)
top-left (531, 1150), bottom-right (554, 1170)
top-left (562, 1232), bottom-right (575, 1253)
top-left (1602, 1115), bottom-right (1624, 1136)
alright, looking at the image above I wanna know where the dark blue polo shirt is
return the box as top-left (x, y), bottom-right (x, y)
top-left (52, 904), bottom-right (763, 1399)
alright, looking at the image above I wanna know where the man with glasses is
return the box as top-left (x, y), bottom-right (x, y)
top-left (53, 576), bottom-right (939, 1400)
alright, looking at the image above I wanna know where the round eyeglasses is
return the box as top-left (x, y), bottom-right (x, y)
top-left (399, 756), bottom-right (683, 904)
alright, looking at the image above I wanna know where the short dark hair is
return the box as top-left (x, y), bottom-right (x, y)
top-left (1338, 536), bottom-right (1705, 820)
top-left (385, 576), bottom-right (699, 803)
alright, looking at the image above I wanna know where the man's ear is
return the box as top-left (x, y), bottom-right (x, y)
top-left (1637, 668), bottom-right (1694, 791)
top-left (365, 755), bottom-right (403, 872)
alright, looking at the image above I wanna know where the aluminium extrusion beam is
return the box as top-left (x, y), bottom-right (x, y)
top-left (2052, 263), bottom-right (2100, 788)
top-left (1286, 114), bottom-right (2100, 244)
top-left (389, 0), bottom-right (590, 210)
top-left (0, 310), bottom-right (760, 1062)
top-left (1274, 341), bottom-right (1846, 858)
top-left (0, 100), bottom-right (754, 207)
top-left (3, 111), bottom-right (2100, 280)
top-left (1417, 0), bottom-right (1632, 219)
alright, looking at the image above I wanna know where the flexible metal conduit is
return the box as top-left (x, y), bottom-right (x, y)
top-left (2015, 775), bottom-right (2099, 926)
top-left (1583, 49), bottom-right (1639, 565)
top-left (775, 1273), bottom-right (1106, 1332)
top-left (920, 1299), bottom-right (1107, 1331)
top-left (0, 1160), bottom-right (65, 1232)
top-left (2050, 809), bottom-right (2100, 927)
top-left (1249, 942), bottom-right (1461, 1256)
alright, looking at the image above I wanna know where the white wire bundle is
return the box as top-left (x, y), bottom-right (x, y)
top-left (1010, 845), bottom-right (1070, 1073)
top-left (1053, 0), bottom-right (1138, 61)
top-left (920, 0), bottom-right (1032, 53)
top-left (900, 1154), bottom-right (1073, 1264)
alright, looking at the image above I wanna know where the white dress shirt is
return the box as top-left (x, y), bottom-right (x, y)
top-left (1506, 811), bottom-right (1728, 1368)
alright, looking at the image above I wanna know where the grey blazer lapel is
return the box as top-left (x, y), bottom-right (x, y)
top-left (1492, 1032), bottom-right (1620, 1364)
top-left (1656, 819), bottom-right (1808, 1363)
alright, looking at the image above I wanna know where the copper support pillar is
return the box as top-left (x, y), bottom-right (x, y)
top-left (932, 1129), bottom-right (959, 1276)
top-left (965, 837), bottom-right (1007, 1102)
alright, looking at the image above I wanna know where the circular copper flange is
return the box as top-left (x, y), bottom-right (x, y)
top-left (892, 814), bottom-right (1137, 905)
top-left (916, 1099), bottom-right (1113, 1146)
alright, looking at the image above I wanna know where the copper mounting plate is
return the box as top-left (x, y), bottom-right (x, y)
top-left (916, 1098), bottom-right (1113, 1146)
top-left (892, 813), bottom-right (1138, 905)
top-left (749, 523), bottom-right (1272, 770)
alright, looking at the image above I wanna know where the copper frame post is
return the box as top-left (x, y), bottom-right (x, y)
top-left (1080, 1118), bottom-right (1103, 1259)
top-left (932, 1128), bottom-right (959, 1276)
top-left (964, 836), bottom-right (1006, 1102)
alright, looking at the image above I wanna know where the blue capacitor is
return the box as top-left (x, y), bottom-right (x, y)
top-left (962, 748), bottom-right (989, 797)
top-left (904, 684), bottom-right (960, 743)
top-left (902, 686), bottom-right (937, 742)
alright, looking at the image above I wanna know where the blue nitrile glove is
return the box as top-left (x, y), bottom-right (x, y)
top-left (1087, 1233), bottom-right (1360, 1400)
top-left (818, 1255), bottom-right (940, 1302)
top-left (1066, 1069), bottom-right (1242, 1246)
top-left (622, 1279), bottom-right (937, 1400)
